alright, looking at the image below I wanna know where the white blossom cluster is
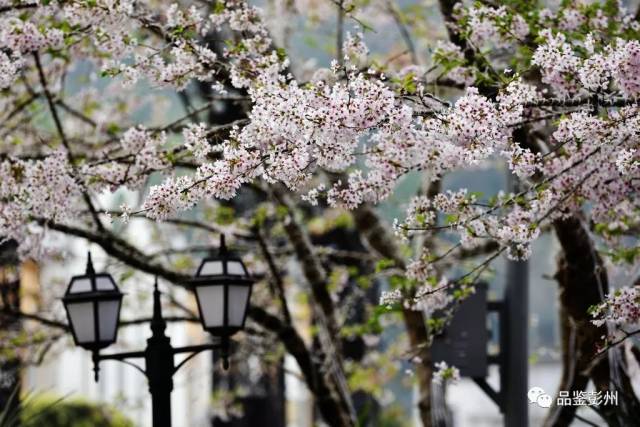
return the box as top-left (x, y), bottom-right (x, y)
top-left (379, 289), bottom-right (402, 308)
top-left (591, 287), bottom-right (640, 330)
top-left (0, 51), bottom-right (22, 89)
top-left (183, 123), bottom-right (212, 163)
top-left (432, 361), bottom-right (460, 386)
top-left (454, 4), bottom-right (530, 48)
top-left (533, 31), bottom-right (640, 98)
top-left (0, 0), bottom-right (639, 339)
top-left (0, 150), bottom-right (79, 257)
top-left (433, 40), bottom-right (474, 86)
top-left (412, 279), bottom-right (453, 316)
top-left (82, 127), bottom-right (168, 192)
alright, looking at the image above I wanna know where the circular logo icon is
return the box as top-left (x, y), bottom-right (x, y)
top-left (528, 387), bottom-right (545, 404)
top-left (537, 394), bottom-right (552, 408)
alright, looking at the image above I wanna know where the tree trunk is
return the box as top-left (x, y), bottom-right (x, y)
top-left (403, 308), bottom-right (433, 427)
top-left (543, 281), bottom-right (591, 427)
top-left (271, 186), bottom-right (356, 425)
top-left (545, 216), bottom-right (640, 426)
top-left (249, 307), bottom-right (353, 427)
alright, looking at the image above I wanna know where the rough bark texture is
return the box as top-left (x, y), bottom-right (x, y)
top-left (545, 217), bottom-right (640, 426)
top-left (271, 186), bottom-right (357, 425)
top-left (249, 307), bottom-right (353, 427)
top-left (272, 186), bottom-right (340, 338)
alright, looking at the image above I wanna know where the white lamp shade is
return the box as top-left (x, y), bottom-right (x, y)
top-left (66, 301), bottom-right (96, 344)
top-left (69, 278), bottom-right (92, 293)
top-left (200, 260), bottom-right (224, 275)
top-left (196, 285), bottom-right (224, 328)
top-left (227, 285), bottom-right (250, 327)
top-left (226, 261), bottom-right (246, 276)
top-left (190, 241), bottom-right (254, 337)
top-left (98, 299), bottom-right (121, 342)
top-left (63, 255), bottom-right (123, 350)
top-left (65, 296), bottom-right (121, 346)
top-left (194, 283), bottom-right (250, 331)
top-left (68, 275), bottom-right (117, 293)
top-left (96, 276), bottom-right (117, 291)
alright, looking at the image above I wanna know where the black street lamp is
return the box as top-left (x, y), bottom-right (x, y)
top-left (61, 236), bottom-right (255, 427)
top-left (62, 253), bottom-right (123, 353)
top-left (186, 234), bottom-right (253, 369)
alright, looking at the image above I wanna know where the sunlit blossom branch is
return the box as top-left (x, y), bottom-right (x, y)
top-left (398, 125), bottom-right (633, 239)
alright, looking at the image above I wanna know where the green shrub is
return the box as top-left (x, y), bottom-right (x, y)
top-left (20, 395), bottom-right (134, 427)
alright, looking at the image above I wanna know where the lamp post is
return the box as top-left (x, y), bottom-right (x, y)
top-left (61, 235), bottom-right (254, 427)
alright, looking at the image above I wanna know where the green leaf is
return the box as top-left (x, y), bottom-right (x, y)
top-left (213, 1), bottom-right (225, 14)
top-left (276, 47), bottom-right (287, 62)
top-left (444, 214), bottom-right (458, 225)
top-left (375, 258), bottom-right (395, 273)
top-left (214, 206), bottom-right (235, 225)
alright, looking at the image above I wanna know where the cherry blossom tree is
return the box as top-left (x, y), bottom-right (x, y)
top-left (1, 0), bottom-right (640, 425)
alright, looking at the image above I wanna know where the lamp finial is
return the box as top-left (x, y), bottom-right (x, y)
top-left (150, 276), bottom-right (166, 336)
top-left (220, 234), bottom-right (226, 254)
top-left (86, 252), bottom-right (95, 275)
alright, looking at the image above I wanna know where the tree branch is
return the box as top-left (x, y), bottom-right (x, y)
top-left (271, 186), bottom-right (339, 335)
top-left (254, 226), bottom-right (292, 325)
top-left (249, 306), bottom-right (352, 427)
top-left (0, 3), bottom-right (37, 14)
top-left (41, 219), bottom-right (188, 283)
top-left (33, 52), bottom-right (105, 232)
top-left (2, 309), bottom-right (68, 330)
